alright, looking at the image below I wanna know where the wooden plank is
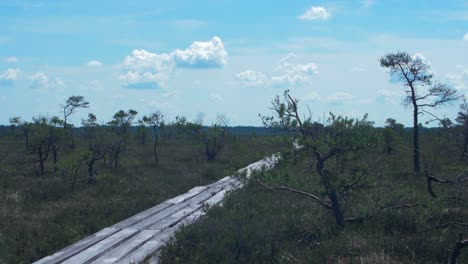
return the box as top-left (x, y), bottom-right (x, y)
top-left (33, 227), bottom-right (120, 264)
top-left (115, 225), bottom-right (181, 264)
top-left (131, 187), bottom-right (220, 231)
top-left (111, 203), bottom-right (173, 229)
top-left (61, 228), bottom-right (139, 264)
top-left (129, 203), bottom-right (189, 230)
top-left (206, 176), bottom-right (232, 188)
top-left (145, 203), bottom-right (203, 231)
top-left (90, 230), bottom-right (159, 264)
top-left (164, 186), bottom-right (208, 204)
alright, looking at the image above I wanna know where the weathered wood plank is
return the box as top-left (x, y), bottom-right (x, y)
top-left (130, 203), bottom-right (189, 230)
top-left (111, 203), bottom-right (173, 229)
top-left (145, 203), bottom-right (203, 231)
top-left (34, 155), bottom-right (280, 264)
top-left (131, 187), bottom-right (221, 231)
top-left (114, 226), bottom-right (179, 264)
top-left (164, 186), bottom-right (208, 204)
top-left (90, 230), bottom-right (159, 264)
top-left (33, 227), bottom-right (120, 264)
top-left (61, 228), bottom-right (139, 264)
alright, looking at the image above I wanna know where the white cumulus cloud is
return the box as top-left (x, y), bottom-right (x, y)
top-left (235, 70), bottom-right (269, 88)
top-left (86, 60), bottom-right (103, 67)
top-left (0, 68), bottom-right (20, 86)
top-left (298, 6), bottom-right (330, 20)
top-left (235, 53), bottom-right (318, 89)
top-left (120, 49), bottom-right (173, 89)
top-left (464, 33), bottom-right (468, 42)
top-left (172, 36), bottom-right (227, 68)
top-left (446, 67), bottom-right (468, 90)
top-left (120, 36), bottom-right (228, 89)
top-left (28, 72), bottom-right (64, 90)
top-left (272, 53), bottom-right (318, 87)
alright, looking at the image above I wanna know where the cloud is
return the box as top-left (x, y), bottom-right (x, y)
top-left (209, 92), bottom-right (224, 102)
top-left (446, 67), bottom-right (468, 90)
top-left (5, 57), bottom-right (18, 63)
top-left (0, 68), bottom-right (20, 86)
top-left (120, 49), bottom-right (173, 89)
top-left (235, 70), bottom-right (269, 88)
top-left (235, 53), bottom-right (318, 89)
top-left (271, 53), bottom-right (318, 87)
top-left (298, 6), bottom-right (330, 20)
top-left (29, 72), bottom-right (48, 89)
top-left (327, 92), bottom-right (354, 104)
top-left (172, 36), bottom-right (227, 68)
top-left (120, 36), bottom-right (228, 89)
top-left (28, 72), bottom-right (64, 90)
top-left (86, 60), bottom-right (103, 67)
top-left (302, 91), bottom-right (320, 101)
top-left (412, 53), bottom-right (427, 64)
top-left (464, 33), bottom-right (468, 42)
top-left (376, 88), bottom-right (403, 104)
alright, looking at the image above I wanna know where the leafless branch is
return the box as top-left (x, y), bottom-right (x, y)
top-left (255, 179), bottom-right (332, 209)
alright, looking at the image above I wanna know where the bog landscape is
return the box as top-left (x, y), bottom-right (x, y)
top-left (0, 1), bottom-right (467, 263)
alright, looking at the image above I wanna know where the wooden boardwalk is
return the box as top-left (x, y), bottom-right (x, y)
top-left (34, 155), bottom-right (278, 264)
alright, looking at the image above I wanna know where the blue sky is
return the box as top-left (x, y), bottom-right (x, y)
top-left (0, 0), bottom-right (467, 126)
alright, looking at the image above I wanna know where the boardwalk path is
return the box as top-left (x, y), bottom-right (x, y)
top-left (35, 155), bottom-right (278, 264)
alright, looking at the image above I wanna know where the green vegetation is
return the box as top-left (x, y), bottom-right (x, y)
top-left (0, 99), bottom-right (279, 263)
top-left (1, 53), bottom-right (468, 264)
top-left (159, 92), bottom-right (468, 263)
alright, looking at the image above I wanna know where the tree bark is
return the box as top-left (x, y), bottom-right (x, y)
top-left (411, 87), bottom-right (421, 175)
top-left (153, 134), bottom-right (159, 166)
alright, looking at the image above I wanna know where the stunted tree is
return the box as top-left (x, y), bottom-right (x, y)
top-left (9, 117), bottom-right (32, 148)
top-left (260, 91), bottom-right (377, 228)
top-left (81, 113), bottom-right (107, 184)
top-left (383, 118), bottom-right (404, 154)
top-left (202, 114), bottom-right (228, 161)
top-left (62, 96), bottom-right (89, 149)
top-left (141, 111), bottom-right (164, 166)
top-left (49, 116), bottom-right (64, 172)
top-left (107, 109), bottom-right (138, 168)
top-left (28, 116), bottom-right (53, 176)
top-left (380, 52), bottom-right (461, 174)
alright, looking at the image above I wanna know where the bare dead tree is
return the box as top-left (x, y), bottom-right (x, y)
top-left (380, 52), bottom-right (461, 174)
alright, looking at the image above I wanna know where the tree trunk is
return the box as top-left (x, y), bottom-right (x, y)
top-left (114, 150), bottom-right (119, 168)
top-left (39, 154), bottom-right (45, 176)
top-left (153, 135), bottom-right (159, 166)
top-left (412, 98), bottom-right (420, 174)
top-left (87, 159), bottom-right (96, 184)
top-left (462, 125), bottom-right (468, 160)
top-left (329, 191), bottom-right (346, 229)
